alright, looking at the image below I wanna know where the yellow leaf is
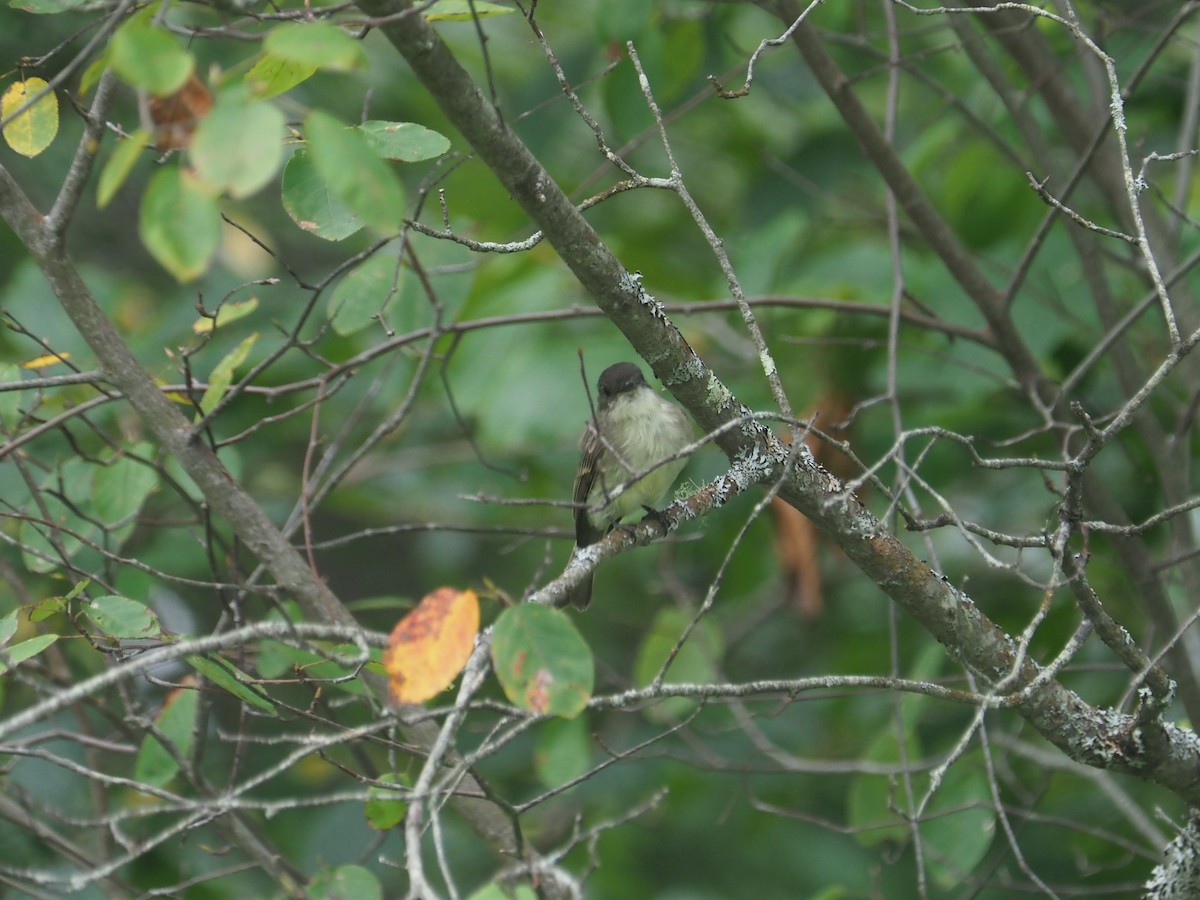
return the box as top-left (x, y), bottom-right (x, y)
top-left (2, 77), bottom-right (59, 157)
top-left (21, 352), bottom-right (69, 370)
top-left (155, 377), bottom-right (193, 405)
top-left (383, 588), bottom-right (480, 704)
top-left (192, 297), bottom-right (259, 334)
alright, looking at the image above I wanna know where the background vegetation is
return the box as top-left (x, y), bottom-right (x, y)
top-left (2, 0), bottom-right (1200, 897)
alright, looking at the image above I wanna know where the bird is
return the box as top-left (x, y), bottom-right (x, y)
top-left (564, 362), bottom-right (692, 609)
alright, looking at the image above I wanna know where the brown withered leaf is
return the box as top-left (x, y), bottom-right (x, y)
top-left (148, 75), bottom-right (212, 151)
top-left (775, 390), bottom-right (860, 618)
top-left (773, 497), bottom-right (824, 619)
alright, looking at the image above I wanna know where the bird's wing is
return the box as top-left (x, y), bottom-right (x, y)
top-left (574, 423), bottom-right (606, 546)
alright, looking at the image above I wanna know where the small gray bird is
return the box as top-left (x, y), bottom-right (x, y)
top-left (565, 362), bottom-right (692, 609)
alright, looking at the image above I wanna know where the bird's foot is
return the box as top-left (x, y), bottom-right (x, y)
top-left (639, 505), bottom-right (671, 535)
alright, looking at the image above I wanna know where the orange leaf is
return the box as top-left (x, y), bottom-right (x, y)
top-left (382, 587), bottom-right (480, 704)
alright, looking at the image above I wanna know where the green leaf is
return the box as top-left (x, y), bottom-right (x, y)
top-left (659, 19), bottom-right (704, 103)
top-left (110, 8), bottom-right (194, 96)
top-left (364, 773), bottom-right (408, 830)
top-left (8, 0), bottom-right (106, 12)
top-left (601, 56), bottom-right (653, 142)
top-left (2, 78), bottom-right (59, 158)
top-left (468, 884), bottom-right (538, 900)
top-left (846, 643), bottom-right (945, 846)
top-left (357, 121), bottom-right (450, 163)
top-left (425, 0), bottom-right (516, 22)
top-left (632, 607), bottom-right (723, 723)
top-left (193, 297), bottom-right (259, 334)
top-left (534, 716), bottom-right (591, 788)
top-left (281, 148), bottom-right (362, 241)
top-left (345, 595), bottom-right (409, 614)
top-left (254, 639), bottom-right (373, 696)
top-left (29, 596), bottom-right (68, 623)
top-left (0, 363), bottom-right (22, 428)
top-left (64, 580), bottom-right (91, 601)
top-left (0, 634), bottom-right (58, 676)
top-left (304, 110), bottom-right (405, 234)
top-left (244, 53), bottom-right (317, 100)
top-left (0, 609), bottom-right (18, 647)
top-left (85, 595), bottom-right (162, 640)
top-left (191, 90), bottom-right (285, 198)
top-left (845, 723), bottom-right (921, 846)
top-left (255, 639), bottom-right (301, 679)
top-left (20, 459), bottom-right (99, 574)
top-left (327, 253), bottom-right (402, 336)
top-left (79, 51), bottom-right (109, 96)
top-left (97, 129), bottom-right (149, 208)
top-left (264, 22), bottom-right (367, 73)
top-left (139, 167), bottom-right (221, 282)
top-left (304, 644), bottom-right (373, 696)
top-left (187, 655), bottom-right (277, 715)
top-left (941, 140), bottom-right (1040, 251)
top-left (922, 761), bottom-right (997, 891)
top-left (308, 865), bottom-right (382, 900)
top-left (92, 443), bottom-right (158, 528)
top-left (134, 686), bottom-right (198, 787)
top-left (198, 333), bottom-right (258, 417)
top-left (595, 0), bottom-right (652, 43)
top-left (806, 888), bottom-right (849, 900)
top-left (491, 604), bottom-right (593, 718)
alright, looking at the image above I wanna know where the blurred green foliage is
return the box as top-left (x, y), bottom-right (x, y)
top-left (1, 1), bottom-right (1196, 897)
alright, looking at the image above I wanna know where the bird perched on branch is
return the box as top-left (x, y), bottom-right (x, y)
top-left (564, 362), bottom-right (692, 610)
